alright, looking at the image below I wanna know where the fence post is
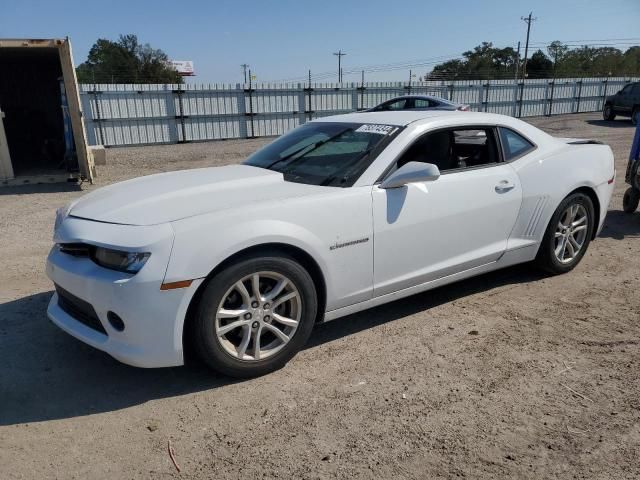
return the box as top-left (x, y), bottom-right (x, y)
top-left (547, 81), bottom-right (555, 117)
top-left (173, 84), bottom-right (188, 143)
top-left (305, 82), bottom-right (314, 120)
top-left (448, 83), bottom-right (454, 101)
top-left (517, 81), bottom-right (525, 118)
top-left (570, 81), bottom-right (578, 114)
top-left (575, 79), bottom-right (583, 113)
top-left (481, 83), bottom-right (489, 112)
top-left (244, 78), bottom-right (255, 138)
top-left (91, 86), bottom-right (105, 146)
top-left (164, 86), bottom-right (180, 143)
top-left (296, 84), bottom-right (307, 126)
top-left (601, 78), bottom-right (609, 111)
top-left (236, 83), bottom-right (248, 138)
top-left (358, 82), bottom-right (366, 111)
top-left (512, 82), bottom-right (519, 117)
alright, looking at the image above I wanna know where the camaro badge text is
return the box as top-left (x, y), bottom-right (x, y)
top-left (330, 237), bottom-right (370, 251)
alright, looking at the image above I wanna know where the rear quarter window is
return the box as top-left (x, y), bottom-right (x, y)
top-left (499, 127), bottom-right (535, 161)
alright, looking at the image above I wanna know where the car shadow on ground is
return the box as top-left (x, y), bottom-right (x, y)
top-left (598, 210), bottom-right (640, 240)
top-left (0, 264), bottom-right (546, 426)
top-left (586, 119), bottom-right (635, 129)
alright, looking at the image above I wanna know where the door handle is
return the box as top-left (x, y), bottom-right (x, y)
top-left (495, 180), bottom-right (515, 193)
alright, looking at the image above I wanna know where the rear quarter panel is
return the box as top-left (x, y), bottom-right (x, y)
top-left (507, 142), bottom-right (614, 252)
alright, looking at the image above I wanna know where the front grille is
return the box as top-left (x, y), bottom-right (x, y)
top-left (55, 285), bottom-right (108, 336)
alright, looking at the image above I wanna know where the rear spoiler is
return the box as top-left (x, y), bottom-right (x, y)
top-left (557, 137), bottom-right (604, 145)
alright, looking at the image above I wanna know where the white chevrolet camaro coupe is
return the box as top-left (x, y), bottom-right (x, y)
top-left (47, 111), bottom-right (615, 377)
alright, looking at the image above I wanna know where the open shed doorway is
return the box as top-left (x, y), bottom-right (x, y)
top-left (0, 47), bottom-right (78, 177)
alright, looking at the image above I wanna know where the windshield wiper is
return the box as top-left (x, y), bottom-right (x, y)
top-left (319, 146), bottom-right (375, 187)
top-left (264, 128), bottom-right (352, 170)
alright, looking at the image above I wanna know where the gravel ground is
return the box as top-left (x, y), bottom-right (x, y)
top-left (1, 113), bottom-right (639, 479)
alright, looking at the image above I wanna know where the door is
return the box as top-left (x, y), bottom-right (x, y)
top-left (617, 84), bottom-right (634, 114)
top-left (632, 84), bottom-right (640, 117)
top-left (0, 108), bottom-right (13, 180)
top-left (58, 39), bottom-right (95, 182)
top-left (372, 127), bottom-right (522, 297)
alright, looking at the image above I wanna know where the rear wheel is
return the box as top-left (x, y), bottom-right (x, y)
top-left (603, 104), bottom-right (616, 121)
top-left (623, 187), bottom-right (640, 213)
top-left (536, 193), bottom-right (595, 274)
top-left (192, 254), bottom-right (317, 378)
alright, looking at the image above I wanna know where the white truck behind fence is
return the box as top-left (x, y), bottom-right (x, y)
top-left (79, 77), bottom-right (637, 147)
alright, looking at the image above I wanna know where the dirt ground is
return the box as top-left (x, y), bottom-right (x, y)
top-left (1, 112), bottom-right (639, 479)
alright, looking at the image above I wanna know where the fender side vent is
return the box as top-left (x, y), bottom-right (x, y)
top-left (524, 196), bottom-right (548, 237)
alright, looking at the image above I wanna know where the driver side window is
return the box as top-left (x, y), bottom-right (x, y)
top-left (394, 127), bottom-right (500, 173)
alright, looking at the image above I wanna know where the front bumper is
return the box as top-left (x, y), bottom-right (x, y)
top-left (46, 216), bottom-right (203, 368)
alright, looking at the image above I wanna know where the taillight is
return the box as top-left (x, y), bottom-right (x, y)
top-left (457, 105), bottom-right (470, 111)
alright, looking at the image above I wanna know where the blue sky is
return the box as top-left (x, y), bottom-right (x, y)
top-left (1, 0), bottom-right (639, 84)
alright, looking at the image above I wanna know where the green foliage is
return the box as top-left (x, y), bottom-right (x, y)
top-left (526, 50), bottom-right (553, 78)
top-left (428, 41), bottom-right (640, 80)
top-left (76, 34), bottom-right (182, 84)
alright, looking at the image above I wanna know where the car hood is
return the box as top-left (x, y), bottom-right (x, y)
top-left (69, 165), bottom-right (323, 226)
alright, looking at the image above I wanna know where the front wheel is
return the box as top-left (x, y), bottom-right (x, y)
top-left (632, 107), bottom-right (639, 126)
top-left (603, 104), bottom-right (616, 121)
top-left (192, 254), bottom-right (318, 378)
top-left (536, 193), bottom-right (595, 274)
top-left (623, 187), bottom-right (640, 213)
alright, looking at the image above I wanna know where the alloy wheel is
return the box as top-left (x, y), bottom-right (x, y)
top-left (215, 271), bottom-right (301, 361)
top-left (554, 204), bottom-right (589, 264)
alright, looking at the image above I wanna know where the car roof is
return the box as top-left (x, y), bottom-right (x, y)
top-left (312, 110), bottom-right (554, 144)
top-left (313, 110), bottom-right (507, 127)
top-left (382, 94), bottom-right (457, 105)
top-left (312, 110), bottom-right (460, 126)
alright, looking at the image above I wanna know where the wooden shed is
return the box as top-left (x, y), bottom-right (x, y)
top-left (0, 38), bottom-right (94, 185)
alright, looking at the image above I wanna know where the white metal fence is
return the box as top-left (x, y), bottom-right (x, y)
top-left (79, 77), bottom-right (638, 147)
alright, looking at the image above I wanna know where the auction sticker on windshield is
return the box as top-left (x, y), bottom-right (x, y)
top-left (355, 124), bottom-right (397, 135)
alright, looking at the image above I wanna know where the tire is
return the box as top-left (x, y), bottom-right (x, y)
top-left (603, 104), bottom-right (616, 121)
top-left (536, 192), bottom-right (595, 274)
top-left (623, 187), bottom-right (640, 213)
top-left (192, 253), bottom-right (317, 378)
top-left (632, 107), bottom-right (639, 126)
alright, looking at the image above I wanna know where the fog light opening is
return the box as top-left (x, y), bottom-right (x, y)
top-left (107, 311), bottom-right (125, 332)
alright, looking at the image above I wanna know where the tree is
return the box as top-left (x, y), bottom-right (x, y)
top-left (76, 34), bottom-right (182, 84)
top-left (526, 50), bottom-right (553, 78)
top-left (547, 41), bottom-right (569, 77)
top-left (428, 42), bottom-right (519, 80)
top-left (427, 41), bottom-right (640, 80)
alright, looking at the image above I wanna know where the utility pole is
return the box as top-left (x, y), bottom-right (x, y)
top-left (520, 12), bottom-right (537, 80)
top-left (241, 64), bottom-right (250, 84)
top-left (514, 41), bottom-right (521, 82)
top-left (333, 50), bottom-right (346, 83)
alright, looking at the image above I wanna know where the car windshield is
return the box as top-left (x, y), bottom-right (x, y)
top-left (244, 122), bottom-right (401, 187)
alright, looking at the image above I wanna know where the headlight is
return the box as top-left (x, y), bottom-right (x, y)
top-left (54, 205), bottom-right (71, 233)
top-left (91, 247), bottom-right (151, 274)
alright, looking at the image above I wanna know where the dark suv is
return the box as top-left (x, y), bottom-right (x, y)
top-left (603, 82), bottom-right (640, 125)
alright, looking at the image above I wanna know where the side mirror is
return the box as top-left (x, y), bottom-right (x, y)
top-left (380, 161), bottom-right (440, 189)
